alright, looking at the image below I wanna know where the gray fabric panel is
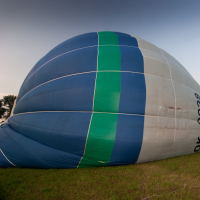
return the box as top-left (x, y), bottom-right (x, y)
top-left (137, 76), bottom-right (200, 163)
top-left (168, 59), bottom-right (188, 73)
top-left (132, 36), bottom-right (162, 55)
top-left (135, 36), bottom-right (200, 164)
top-left (186, 74), bottom-right (200, 94)
top-left (137, 74), bottom-right (175, 163)
top-left (171, 66), bottom-right (187, 87)
top-left (173, 81), bottom-right (189, 119)
top-left (137, 115), bottom-right (174, 163)
top-left (137, 117), bottom-right (198, 163)
top-left (144, 74), bottom-right (175, 117)
top-left (171, 66), bottom-right (200, 94)
top-left (160, 48), bottom-right (189, 73)
top-left (171, 79), bottom-right (200, 157)
top-left (174, 81), bottom-right (199, 121)
top-left (140, 49), bottom-right (166, 63)
top-left (171, 119), bottom-right (198, 157)
top-left (160, 48), bottom-right (183, 66)
top-left (143, 56), bottom-right (171, 79)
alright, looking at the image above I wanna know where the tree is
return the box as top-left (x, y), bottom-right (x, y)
top-left (0, 95), bottom-right (16, 119)
top-left (0, 99), bottom-right (6, 118)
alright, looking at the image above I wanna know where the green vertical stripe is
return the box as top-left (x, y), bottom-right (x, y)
top-left (98, 31), bottom-right (118, 45)
top-left (79, 32), bottom-right (121, 168)
top-left (93, 72), bottom-right (121, 112)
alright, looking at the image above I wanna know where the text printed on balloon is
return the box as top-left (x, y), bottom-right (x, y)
top-left (194, 93), bottom-right (200, 152)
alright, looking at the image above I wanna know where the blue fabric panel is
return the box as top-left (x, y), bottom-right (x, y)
top-left (109, 70), bottom-right (146, 165)
top-left (120, 46), bottom-right (144, 73)
top-left (8, 112), bottom-right (91, 156)
top-left (109, 140), bottom-right (142, 166)
top-left (0, 148), bottom-right (13, 167)
top-left (109, 114), bottom-right (144, 165)
top-left (0, 124), bottom-right (82, 168)
top-left (115, 32), bottom-right (138, 47)
top-left (19, 58), bottom-right (42, 94)
top-left (22, 32), bottom-right (98, 86)
top-left (17, 46), bottom-right (98, 102)
top-left (118, 72), bottom-right (146, 115)
top-left (14, 73), bottom-right (96, 114)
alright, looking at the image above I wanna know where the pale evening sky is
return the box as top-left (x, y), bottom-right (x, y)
top-left (0, 0), bottom-right (200, 99)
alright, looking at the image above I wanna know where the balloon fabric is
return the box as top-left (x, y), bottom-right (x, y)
top-left (1, 32), bottom-right (200, 168)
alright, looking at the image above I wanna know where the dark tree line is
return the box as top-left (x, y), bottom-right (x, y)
top-left (0, 95), bottom-right (16, 119)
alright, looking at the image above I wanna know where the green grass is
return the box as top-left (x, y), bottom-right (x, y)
top-left (1, 153), bottom-right (200, 200)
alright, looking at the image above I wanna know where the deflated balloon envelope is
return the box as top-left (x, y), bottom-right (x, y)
top-left (0, 31), bottom-right (200, 168)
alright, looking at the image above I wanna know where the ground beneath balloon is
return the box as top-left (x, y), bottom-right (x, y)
top-left (1, 153), bottom-right (200, 200)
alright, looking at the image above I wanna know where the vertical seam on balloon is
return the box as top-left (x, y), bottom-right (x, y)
top-left (77, 33), bottom-right (99, 168)
top-left (131, 35), bottom-right (164, 56)
top-left (77, 70), bottom-right (96, 168)
top-left (108, 33), bottom-right (121, 165)
top-left (0, 148), bottom-right (18, 167)
top-left (77, 112), bottom-right (93, 168)
top-left (160, 48), bottom-right (177, 144)
top-left (134, 39), bottom-right (147, 164)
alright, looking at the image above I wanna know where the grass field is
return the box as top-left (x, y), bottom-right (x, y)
top-left (1, 153), bottom-right (200, 200)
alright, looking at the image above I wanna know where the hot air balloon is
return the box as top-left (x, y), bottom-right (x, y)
top-left (0, 31), bottom-right (199, 168)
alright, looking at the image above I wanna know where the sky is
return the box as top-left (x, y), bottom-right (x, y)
top-left (0, 0), bottom-right (200, 99)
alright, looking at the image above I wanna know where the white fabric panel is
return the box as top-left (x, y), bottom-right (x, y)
top-left (173, 81), bottom-right (189, 119)
top-left (144, 74), bottom-right (175, 117)
top-left (173, 81), bottom-right (200, 121)
top-left (170, 57), bottom-right (200, 95)
top-left (143, 56), bottom-right (171, 79)
top-left (136, 37), bottom-right (200, 164)
top-left (160, 49), bottom-right (186, 71)
top-left (171, 119), bottom-right (198, 157)
top-left (138, 70), bottom-right (200, 163)
top-left (188, 120), bottom-right (200, 151)
top-left (186, 74), bottom-right (200, 94)
top-left (173, 81), bottom-right (200, 156)
top-left (171, 66), bottom-right (187, 87)
top-left (137, 74), bottom-right (175, 163)
top-left (167, 58), bottom-right (188, 74)
top-left (137, 115), bottom-right (174, 163)
top-left (132, 36), bottom-right (162, 55)
top-left (140, 48), bottom-right (166, 63)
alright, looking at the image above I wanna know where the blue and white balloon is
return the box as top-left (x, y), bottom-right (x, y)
top-left (0, 32), bottom-right (199, 168)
